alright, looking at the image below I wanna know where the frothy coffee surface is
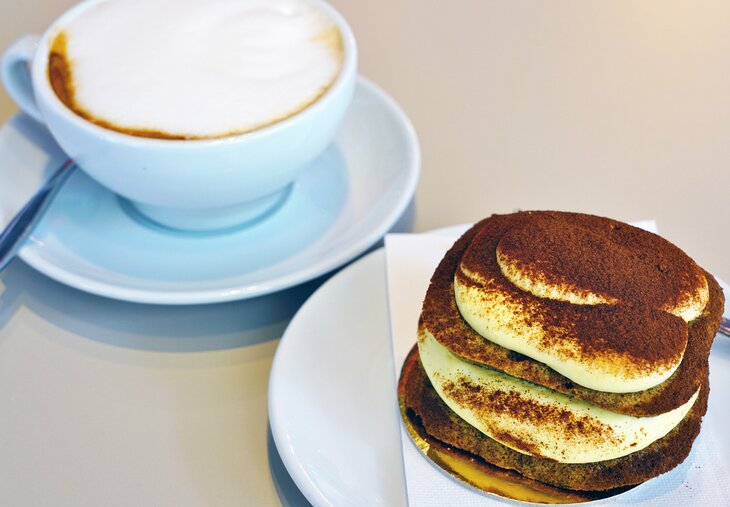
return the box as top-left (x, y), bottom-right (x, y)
top-left (48, 0), bottom-right (343, 139)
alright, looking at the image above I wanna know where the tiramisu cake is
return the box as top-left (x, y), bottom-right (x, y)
top-left (400, 211), bottom-right (724, 496)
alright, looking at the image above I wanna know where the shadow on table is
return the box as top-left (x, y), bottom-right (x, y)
top-left (0, 199), bottom-right (415, 354)
top-left (0, 259), bottom-right (324, 352)
top-left (267, 424), bottom-right (314, 507)
top-left (0, 201), bottom-right (415, 506)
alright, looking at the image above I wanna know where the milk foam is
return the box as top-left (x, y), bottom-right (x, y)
top-left (56, 0), bottom-right (343, 138)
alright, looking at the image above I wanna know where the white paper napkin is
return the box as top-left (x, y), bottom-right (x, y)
top-left (384, 222), bottom-right (730, 506)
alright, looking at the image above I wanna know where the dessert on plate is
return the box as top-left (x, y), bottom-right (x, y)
top-left (400, 211), bottom-right (724, 499)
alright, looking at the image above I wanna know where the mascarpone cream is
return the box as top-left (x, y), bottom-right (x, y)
top-left (418, 327), bottom-right (699, 464)
top-left (454, 265), bottom-right (685, 393)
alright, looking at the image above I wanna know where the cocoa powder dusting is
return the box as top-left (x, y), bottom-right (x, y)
top-left (495, 212), bottom-right (706, 318)
top-left (418, 240), bottom-right (722, 415)
top-left (456, 212), bottom-right (694, 373)
top-left (443, 375), bottom-right (619, 450)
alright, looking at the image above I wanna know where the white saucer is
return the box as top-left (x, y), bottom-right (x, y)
top-left (0, 77), bottom-right (419, 304)
top-left (268, 232), bottom-right (730, 507)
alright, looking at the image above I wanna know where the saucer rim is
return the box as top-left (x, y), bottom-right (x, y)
top-left (12, 76), bottom-right (421, 304)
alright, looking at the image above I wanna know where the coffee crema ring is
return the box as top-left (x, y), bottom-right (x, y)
top-left (420, 212), bottom-right (723, 415)
top-left (46, 0), bottom-right (345, 140)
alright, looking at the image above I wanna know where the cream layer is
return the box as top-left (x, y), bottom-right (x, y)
top-left (418, 328), bottom-right (698, 464)
top-left (454, 266), bottom-right (683, 393)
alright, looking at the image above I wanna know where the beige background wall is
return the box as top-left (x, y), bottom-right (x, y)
top-left (1, 0), bottom-right (729, 281)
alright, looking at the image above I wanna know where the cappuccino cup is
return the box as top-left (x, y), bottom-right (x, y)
top-left (1, 0), bottom-right (357, 231)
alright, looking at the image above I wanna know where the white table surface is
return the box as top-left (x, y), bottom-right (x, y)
top-left (1, 1), bottom-right (729, 505)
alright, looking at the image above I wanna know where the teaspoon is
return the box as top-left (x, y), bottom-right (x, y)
top-left (720, 317), bottom-right (730, 338)
top-left (0, 158), bottom-right (76, 272)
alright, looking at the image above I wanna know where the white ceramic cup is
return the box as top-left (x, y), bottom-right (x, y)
top-left (1, 0), bottom-right (357, 231)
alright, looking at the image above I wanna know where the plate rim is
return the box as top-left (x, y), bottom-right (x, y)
top-left (268, 225), bottom-right (730, 507)
top-left (268, 246), bottom-right (394, 507)
top-left (9, 76), bottom-right (420, 305)
top-left (269, 226), bottom-right (467, 507)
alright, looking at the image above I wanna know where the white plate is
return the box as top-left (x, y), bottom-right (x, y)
top-left (0, 77), bottom-right (419, 304)
top-left (268, 234), bottom-right (730, 507)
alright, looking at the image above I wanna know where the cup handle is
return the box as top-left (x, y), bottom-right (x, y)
top-left (1, 35), bottom-right (43, 122)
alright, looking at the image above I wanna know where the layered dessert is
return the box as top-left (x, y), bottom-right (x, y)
top-left (400, 211), bottom-right (724, 495)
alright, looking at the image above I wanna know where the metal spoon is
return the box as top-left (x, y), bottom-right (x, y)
top-left (721, 318), bottom-right (730, 338)
top-left (0, 158), bottom-right (76, 272)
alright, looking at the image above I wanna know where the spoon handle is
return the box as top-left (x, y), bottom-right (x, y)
top-left (721, 317), bottom-right (730, 338)
top-left (0, 159), bottom-right (76, 272)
